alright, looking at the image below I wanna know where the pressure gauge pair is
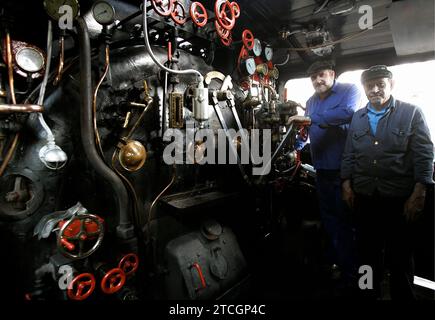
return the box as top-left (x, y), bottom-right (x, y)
top-left (251, 39), bottom-right (273, 61)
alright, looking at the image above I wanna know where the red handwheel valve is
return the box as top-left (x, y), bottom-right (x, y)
top-left (170, 1), bottom-right (187, 25)
top-left (190, 2), bottom-right (208, 28)
top-left (214, 0), bottom-right (236, 31)
top-left (101, 268), bottom-right (126, 294)
top-left (231, 1), bottom-right (240, 18)
top-left (242, 29), bottom-right (254, 50)
top-left (151, 0), bottom-right (175, 17)
top-left (67, 273), bottom-right (96, 301)
top-left (118, 253), bottom-right (139, 277)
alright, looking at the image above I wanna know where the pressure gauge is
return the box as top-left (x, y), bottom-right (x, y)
top-left (92, 1), bottom-right (116, 25)
top-left (15, 47), bottom-right (45, 73)
top-left (241, 57), bottom-right (256, 76)
top-left (252, 39), bottom-right (262, 57)
top-left (264, 46), bottom-right (273, 61)
top-left (43, 0), bottom-right (79, 21)
top-left (269, 66), bottom-right (280, 80)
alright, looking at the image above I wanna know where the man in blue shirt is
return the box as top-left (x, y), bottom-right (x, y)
top-left (296, 60), bottom-right (361, 292)
top-left (341, 65), bottom-right (434, 299)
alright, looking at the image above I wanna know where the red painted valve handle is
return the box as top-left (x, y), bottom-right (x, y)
top-left (214, 0), bottom-right (236, 31)
top-left (220, 32), bottom-right (233, 46)
top-left (67, 273), bottom-right (96, 301)
top-left (101, 268), bottom-right (126, 294)
top-left (214, 20), bottom-right (230, 39)
top-left (192, 262), bottom-right (207, 290)
top-left (118, 253), bottom-right (139, 277)
top-left (151, 0), bottom-right (175, 17)
top-left (242, 29), bottom-right (254, 50)
top-left (190, 2), bottom-right (208, 27)
top-left (170, 1), bottom-right (187, 25)
top-left (231, 1), bottom-right (240, 18)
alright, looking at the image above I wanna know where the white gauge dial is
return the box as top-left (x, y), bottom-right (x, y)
top-left (244, 58), bottom-right (256, 75)
top-left (253, 39), bottom-right (262, 57)
top-left (92, 1), bottom-right (116, 25)
top-left (264, 46), bottom-right (273, 61)
top-left (43, 0), bottom-right (79, 21)
top-left (15, 47), bottom-right (45, 73)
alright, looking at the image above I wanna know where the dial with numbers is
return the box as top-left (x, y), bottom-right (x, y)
top-left (15, 47), bottom-right (45, 73)
top-left (252, 39), bottom-right (262, 57)
top-left (92, 1), bottom-right (116, 25)
top-left (264, 46), bottom-right (273, 61)
top-left (241, 57), bottom-right (256, 76)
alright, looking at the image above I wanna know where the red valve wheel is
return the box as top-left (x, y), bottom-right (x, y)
top-left (170, 1), bottom-right (187, 25)
top-left (214, 0), bottom-right (236, 31)
top-left (231, 1), bottom-right (240, 18)
top-left (118, 253), bottom-right (139, 277)
top-left (67, 273), bottom-right (96, 301)
top-left (57, 214), bottom-right (104, 260)
top-left (151, 0), bottom-right (175, 17)
top-left (220, 32), bottom-right (233, 47)
top-left (214, 20), bottom-right (230, 40)
top-left (101, 268), bottom-right (126, 294)
top-left (242, 29), bottom-right (254, 50)
top-left (190, 2), bottom-right (208, 28)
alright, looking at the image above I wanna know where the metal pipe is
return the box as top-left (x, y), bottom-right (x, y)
top-left (0, 32), bottom-right (19, 178)
top-left (37, 20), bottom-right (55, 142)
top-left (147, 164), bottom-right (176, 225)
top-left (5, 32), bottom-right (16, 104)
top-left (0, 132), bottom-right (19, 177)
top-left (92, 44), bottom-right (110, 158)
top-left (77, 17), bottom-right (134, 239)
top-left (142, 0), bottom-right (203, 82)
top-left (0, 104), bottom-right (44, 113)
top-left (53, 35), bottom-right (65, 86)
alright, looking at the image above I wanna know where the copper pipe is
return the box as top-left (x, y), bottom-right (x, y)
top-left (0, 132), bottom-right (19, 177)
top-left (125, 81), bottom-right (153, 140)
top-left (53, 36), bottom-right (65, 86)
top-left (5, 32), bottom-right (16, 104)
top-left (92, 44), bottom-right (110, 158)
top-left (0, 104), bottom-right (44, 113)
top-left (0, 32), bottom-right (19, 178)
top-left (147, 164), bottom-right (176, 225)
top-left (111, 149), bottom-right (141, 227)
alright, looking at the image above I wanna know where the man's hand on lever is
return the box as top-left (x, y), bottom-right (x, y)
top-left (287, 115), bottom-right (311, 126)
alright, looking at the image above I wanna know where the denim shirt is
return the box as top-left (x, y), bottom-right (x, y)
top-left (341, 97), bottom-right (434, 197)
top-left (296, 81), bottom-right (361, 170)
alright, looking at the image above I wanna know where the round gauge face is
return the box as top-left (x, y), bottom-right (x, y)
top-left (264, 46), bottom-right (273, 61)
top-left (43, 0), bottom-right (79, 21)
top-left (244, 58), bottom-right (256, 75)
top-left (15, 47), bottom-right (45, 73)
top-left (253, 39), bottom-right (262, 57)
top-left (271, 67), bottom-right (280, 79)
top-left (92, 1), bottom-right (116, 25)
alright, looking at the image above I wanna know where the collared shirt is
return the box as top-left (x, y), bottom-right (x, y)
top-left (341, 97), bottom-right (435, 197)
top-left (367, 99), bottom-right (392, 135)
top-left (295, 81), bottom-right (361, 170)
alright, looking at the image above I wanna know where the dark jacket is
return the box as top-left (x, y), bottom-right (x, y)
top-left (341, 97), bottom-right (434, 197)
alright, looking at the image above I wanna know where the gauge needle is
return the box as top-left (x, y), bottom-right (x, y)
top-left (98, 10), bottom-right (108, 16)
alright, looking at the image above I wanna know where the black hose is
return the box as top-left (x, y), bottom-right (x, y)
top-left (77, 17), bottom-right (134, 240)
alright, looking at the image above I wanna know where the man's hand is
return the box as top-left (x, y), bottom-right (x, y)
top-left (342, 179), bottom-right (355, 209)
top-left (287, 115), bottom-right (311, 126)
top-left (404, 183), bottom-right (426, 222)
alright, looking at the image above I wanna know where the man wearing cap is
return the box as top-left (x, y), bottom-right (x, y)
top-left (341, 65), bottom-right (434, 299)
top-left (295, 60), bottom-right (361, 292)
